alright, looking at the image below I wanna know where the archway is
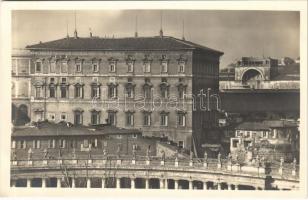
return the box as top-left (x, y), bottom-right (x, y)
top-left (241, 69), bottom-right (263, 89)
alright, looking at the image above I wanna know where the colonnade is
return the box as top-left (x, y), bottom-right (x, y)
top-left (11, 177), bottom-right (257, 190)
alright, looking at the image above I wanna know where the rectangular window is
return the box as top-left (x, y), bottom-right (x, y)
top-left (178, 61), bottom-right (185, 73)
top-left (91, 86), bottom-right (100, 98)
top-left (83, 139), bottom-right (89, 148)
top-left (33, 140), bottom-right (40, 149)
top-left (60, 114), bottom-right (67, 121)
top-left (35, 87), bottom-right (41, 98)
top-left (161, 88), bottom-right (168, 98)
top-left (48, 139), bottom-right (56, 148)
top-left (143, 113), bottom-right (151, 126)
top-left (61, 77), bottom-right (67, 83)
top-left (35, 62), bottom-right (42, 73)
top-left (59, 139), bottom-right (66, 148)
top-left (91, 112), bottom-right (100, 125)
top-left (161, 61), bottom-right (168, 72)
top-left (108, 112), bottom-right (116, 126)
top-left (49, 87), bottom-right (56, 98)
top-left (20, 140), bottom-right (26, 149)
top-left (144, 87), bottom-right (151, 99)
top-left (179, 89), bottom-right (185, 99)
top-left (93, 63), bottom-right (99, 72)
top-left (232, 139), bottom-right (239, 148)
top-left (160, 114), bottom-right (168, 126)
top-left (127, 62), bottom-right (134, 72)
top-left (75, 86), bottom-right (83, 98)
top-left (60, 87), bottom-right (67, 98)
top-left (50, 62), bottom-right (56, 73)
top-left (144, 62), bottom-right (151, 73)
top-left (48, 113), bottom-right (56, 121)
top-left (74, 112), bottom-right (83, 125)
top-left (126, 87), bottom-right (134, 98)
top-left (90, 138), bottom-right (98, 148)
top-left (178, 114), bottom-right (186, 127)
top-left (109, 62), bottom-right (116, 72)
top-left (262, 131), bottom-right (267, 138)
top-left (108, 86), bottom-right (116, 98)
top-left (126, 112), bottom-right (134, 126)
top-left (75, 63), bottom-right (82, 72)
top-left (178, 141), bottom-right (184, 149)
top-left (61, 62), bottom-right (68, 73)
top-left (50, 77), bottom-right (55, 83)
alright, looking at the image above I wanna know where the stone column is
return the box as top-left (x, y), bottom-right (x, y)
top-left (159, 179), bottom-right (165, 189)
top-left (189, 181), bottom-right (193, 190)
top-left (145, 179), bottom-right (149, 189)
top-left (26, 179), bottom-right (31, 188)
top-left (131, 178), bottom-right (135, 189)
top-left (174, 180), bottom-right (179, 190)
top-left (11, 180), bottom-right (16, 187)
top-left (203, 182), bottom-right (207, 190)
top-left (57, 178), bottom-right (61, 188)
top-left (217, 182), bottom-right (221, 190)
top-left (42, 178), bottom-right (46, 188)
top-left (71, 178), bottom-right (76, 188)
top-left (116, 178), bottom-right (121, 189)
top-left (234, 184), bottom-right (239, 190)
top-left (101, 178), bottom-right (105, 189)
top-left (87, 178), bottom-right (91, 188)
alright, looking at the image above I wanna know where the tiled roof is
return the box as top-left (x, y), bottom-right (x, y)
top-left (26, 36), bottom-right (223, 55)
top-left (12, 121), bottom-right (141, 137)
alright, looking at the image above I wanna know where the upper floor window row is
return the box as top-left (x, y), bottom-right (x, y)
top-left (34, 55), bottom-right (188, 74)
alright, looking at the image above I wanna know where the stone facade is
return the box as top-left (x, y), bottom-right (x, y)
top-left (11, 36), bottom-right (223, 156)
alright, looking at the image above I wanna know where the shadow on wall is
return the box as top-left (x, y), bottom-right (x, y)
top-left (12, 104), bottom-right (30, 126)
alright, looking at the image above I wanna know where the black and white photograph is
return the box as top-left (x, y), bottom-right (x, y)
top-left (0, 1), bottom-right (307, 197)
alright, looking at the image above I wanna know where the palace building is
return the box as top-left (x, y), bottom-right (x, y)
top-left (11, 30), bottom-right (224, 156)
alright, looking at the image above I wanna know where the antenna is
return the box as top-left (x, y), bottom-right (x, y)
top-left (89, 27), bottom-right (93, 38)
top-left (66, 17), bottom-right (69, 38)
top-left (135, 14), bottom-right (138, 38)
top-left (262, 41), bottom-right (265, 58)
top-left (182, 19), bottom-right (185, 40)
top-left (159, 10), bottom-right (163, 38)
top-left (74, 10), bottom-right (78, 39)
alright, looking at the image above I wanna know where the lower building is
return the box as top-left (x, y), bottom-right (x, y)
top-left (230, 120), bottom-right (299, 163)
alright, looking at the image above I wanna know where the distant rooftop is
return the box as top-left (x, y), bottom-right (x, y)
top-left (12, 121), bottom-right (141, 137)
top-left (236, 120), bottom-right (298, 131)
top-left (25, 36), bottom-right (223, 55)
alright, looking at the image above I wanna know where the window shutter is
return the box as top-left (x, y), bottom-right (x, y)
top-left (33, 140), bottom-right (35, 149)
top-left (24, 141), bottom-right (27, 149)
top-left (12, 141), bottom-right (16, 149)
top-left (63, 140), bottom-right (66, 148)
top-left (37, 140), bottom-right (40, 149)
top-left (95, 139), bottom-right (98, 147)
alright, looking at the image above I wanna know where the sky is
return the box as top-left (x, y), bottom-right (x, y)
top-left (12, 10), bottom-right (300, 68)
